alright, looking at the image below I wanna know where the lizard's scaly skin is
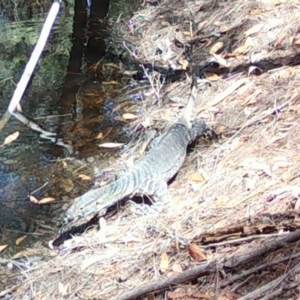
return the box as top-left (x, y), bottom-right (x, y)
top-left (60, 120), bottom-right (212, 232)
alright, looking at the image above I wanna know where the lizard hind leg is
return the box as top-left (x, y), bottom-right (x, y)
top-left (138, 178), bottom-right (171, 212)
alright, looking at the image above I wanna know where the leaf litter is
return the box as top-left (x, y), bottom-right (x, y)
top-left (6, 0), bottom-right (300, 299)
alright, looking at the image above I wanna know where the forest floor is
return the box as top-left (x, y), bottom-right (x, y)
top-left (3, 0), bottom-right (300, 299)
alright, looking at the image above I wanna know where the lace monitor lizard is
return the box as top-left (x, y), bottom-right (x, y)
top-left (60, 77), bottom-right (214, 233)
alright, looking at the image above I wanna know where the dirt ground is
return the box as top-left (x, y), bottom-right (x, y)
top-left (3, 0), bottom-right (300, 299)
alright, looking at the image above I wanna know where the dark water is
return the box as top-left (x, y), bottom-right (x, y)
top-left (0, 0), bottom-right (141, 258)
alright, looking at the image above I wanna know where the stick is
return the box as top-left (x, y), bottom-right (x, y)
top-left (0, 0), bottom-right (61, 131)
top-left (109, 229), bottom-right (300, 300)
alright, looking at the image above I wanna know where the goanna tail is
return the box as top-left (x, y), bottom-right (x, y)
top-left (63, 170), bottom-right (140, 226)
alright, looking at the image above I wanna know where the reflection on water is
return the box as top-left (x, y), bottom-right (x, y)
top-left (0, 0), bottom-right (74, 258)
top-left (0, 0), bottom-right (143, 258)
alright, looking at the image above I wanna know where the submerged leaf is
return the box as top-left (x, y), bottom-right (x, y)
top-left (39, 197), bottom-right (56, 204)
top-left (3, 131), bottom-right (19, 146)
top-left (98, 142), bottom-right (124, 148)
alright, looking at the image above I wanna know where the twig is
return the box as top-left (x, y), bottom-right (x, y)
top-left (221, 252), bottom-right (300, 287)
top-left (202, 232), bottom-right (289, 248)
top-left (110, 261), bottom-right (216, 300)
top-left (238, 262), bottom-right (300, 300)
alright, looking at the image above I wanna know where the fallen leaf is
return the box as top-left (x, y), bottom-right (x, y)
top-left (179, 58), bottom-right (189, 70)
top-left (188, 244), bottom-right (207, 261)
top-left (15, 236), bottom-right (27, 245)
top-left (146, 293), bottom-right (155, 300)
top-left (0, 245), bottom-right (8, 253)
top-left (233, 37), bottom-right (254, 54)
top-left (245, 24), bottom-right (263, 36)
top-left (160, 252), bottom-right (169, 271)
top-left (240, 159), bottom-right (272, 176)
top-left (201, 78), bottom-right (247, 111)
top-left (17, 103), bottom-right (22, 112)
top-left (210, 42), bottom-right (224, 54)
top-left (98, 142), bottom-right (124, 148)
top-left (189, 169), bottom-right (209, 184)
top-left (197, 20), bottom-right (208, 31)
top-left (29, 195), bottom-right (39, 204)
top-left (95, 132), bottom-right (103, 139)
top-left (250, 8), bottom-right (264, 15)
top-left (215, 195), bottom-right (230, 207)
top-left (78, 174), bottom-right (92, 180)
top-left (192, 292), bottom-right (211, 299)
top-left (39, 197), bottom-right (56, 204)
top-left (222, 291), bottom-right (242, 300)
top-left (58, 282), bottom-right (70, 296)
top-left (97, 217), bottom-right (107, 241)
top-left (212, 53), bottom-right (229, 67)
top-left (3, 131), bottom-right (19, 146)
top-left (205, 73), bottom-right (220, 81)
top-left (122, 113), bottom-right (138, 120)
top-left (172, 263), bottom-right (183, 273)
top-left (168, 292), bottom-right (189, 299)
top-left (293, 38), bottom-right (300, 46)
top-left (219, 26), bottom-right (229, 33)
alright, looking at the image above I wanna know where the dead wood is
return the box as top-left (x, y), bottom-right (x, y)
top-left (195, 210), bottom-right (300, 246)
top-left (109, 230), bottom-right (300, 300)
top-left (110, 261), bottom-right (216, 300)
top-left (238, 262), bottom-right (300, 300)
top-left (221, 252), bottom-right (300, 287)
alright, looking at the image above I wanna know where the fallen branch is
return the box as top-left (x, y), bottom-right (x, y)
top-left (221, 252), bottom-right (300, 287)
top-left (110, 261), bottom-right (216, 300)
top-left (238, 262), bottom-right (300, 300)
top-left (109, 230), bottom-right (300, 300)
top-left (0, 1), bottom-right (61, 133)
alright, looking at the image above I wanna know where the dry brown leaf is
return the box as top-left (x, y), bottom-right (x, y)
top-left (212, 53), bottom-right (229, 67)
top-left (219, 26), bottom-right (229, 33)
top-left (3, 131), bottom-right (19, 146)
top-left (15, 236), bottom-right (27, 245)
top-left (242, 95), bottom-right (257, 106)
top-left (293, 38), bottom-right (300, 46)
top-left (168, 292), bottom-right (189, 299)
top-left (245, 24), bottom-right (263, 36)
top-left (205, 73), bottom-right (220, 81)
top-left (222, 291), bottom-right (242, 300)
top-left (95, 132), bottom-right (103, 139)
top-left (39, 197), bottom-right (56, 204)
top-left (160, 252), bottom-right (169, 271)
top-left (210, 42), bottom-right (224, 54)
top-left (202, 78), bottom-right (247, 111)
top-left (172, 263), bottom-right (183, 273)
top-left (250, 9), bottom-right (264, 15)
top-left (122, 113), bottom-right (138, 120)
top-left (0, 245), bottom-right (8, 253)
top-left (188, 244), bottom-right (207, 261)
top-left (78, 174), bottom-right (92, 180)
top-left (146, 293), bottom-right (155, 300)
top-left (197, 21), bottom-right (208, 31)
top-left (98, 142), bottom-right (124, 148)
top-left (189, 169), bottom-right (209, 184)
top-left (233, 37), bottom-right (254, 54)
top-left (179, 58), bottom-right (189, 70)
top-left (192, 292), bottom-right (211, 299)
top-left (29, 195), bottom-right (39, 204)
